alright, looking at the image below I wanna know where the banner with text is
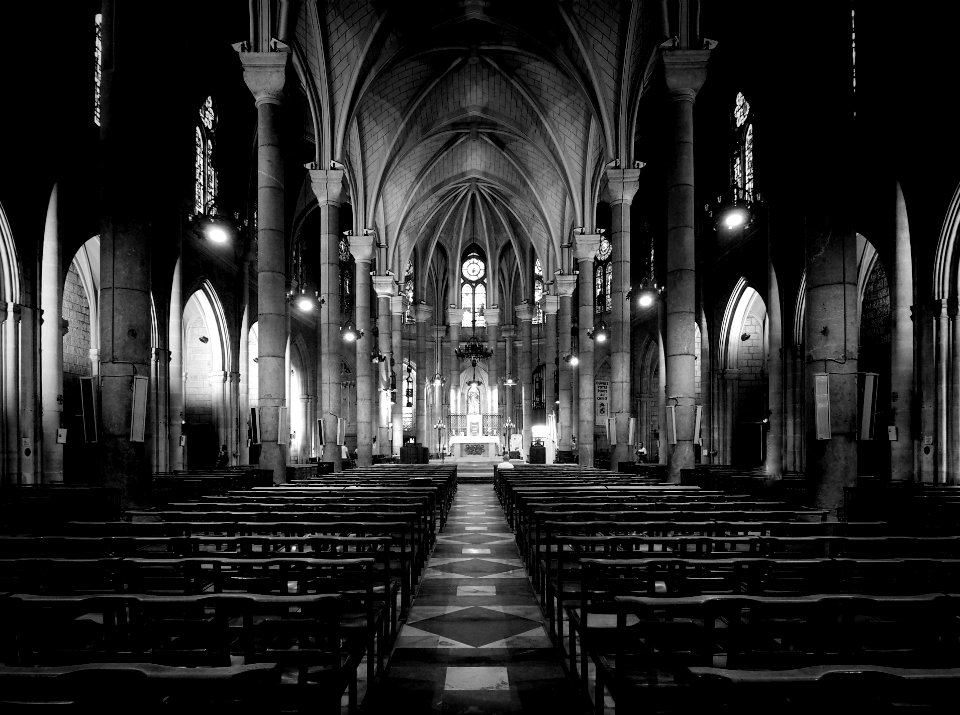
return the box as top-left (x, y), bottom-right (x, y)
top-left (595, 380), bottom-right (609, 423)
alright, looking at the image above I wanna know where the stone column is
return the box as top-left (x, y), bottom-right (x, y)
top-left (308, 169), bottom-right (344, 472)
top-left (516, 303), bottom-right (534, 458)
top-left (890, 182), bottom-right (915, 481)
top-left (543, 295), bottom-right (559, 462)
top-left (40, 186), bottom-right (64, 483)
top-left (919, 304), bottom-right (938, 483)
top-left (391, 296), bottom-right (404, 455)
top-left (433, 325), bottom-right (446, 452)
top-left (657, 302), bottom-right (668, 465)
top-left (373, 276), bottom-right (394, 455)
top-left (153, 348), bottom-right (170, 472)
top-left (415, 304), bottom-right (434, 447)
top-left (485, 308), bottom-right (500, 418)
top-left (556, 275), bottom-right (577, 455)
top-left (765, 261), bottom-right (784, 477)
top-left (241, 48), bottom-right (290, 484)
top-left (663, 50), bottom-right (710, 483)
top-left (350, 234), bottom-right (375, 467)
top-left (2, 305), bottom-right (20, 484)
top-left (575, 234), bottom-right (602, 467)
top-left (168, 260), bottom-right (184, 470)
top-left (606, 168), bottom-right (641, 471)
top-left (18, 305), bottom-right (37, 484)
top-left (447, 308), bottom-right (462, 416)
top-left (501, 324), bottom-right (516, 452)
top-left (804, 215), bottom-right (859, 513)
top-left (949, 302), bottom-right (960, 485)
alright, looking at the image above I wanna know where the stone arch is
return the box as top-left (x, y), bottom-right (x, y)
top-left (0, 200), bottom-right (22, 485)
top-left (719, 278), bottom-right (768, 466)
top-left (60, 236), bottom-right (100, 483)
top-left (182, 282), bottom-right (231, 468)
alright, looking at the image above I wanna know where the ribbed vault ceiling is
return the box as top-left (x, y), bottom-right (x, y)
top-left (295, 0), bottom-right (655, 297)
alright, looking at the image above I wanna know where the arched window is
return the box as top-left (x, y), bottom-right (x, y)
top-left (403, 258), bottom-right (415, 323)
top-left (93, 13), bottom-right (103, 126)
top-left (732, 92), bottom-right (753, 201)
top-left (595, 236), bottom-right (612, 314)
top-left (460, 247), bottom-right (487, 328)
top-left (195, 96), bottom-right (217, 214)
top-left (533, 257), bottom-right (544, 324)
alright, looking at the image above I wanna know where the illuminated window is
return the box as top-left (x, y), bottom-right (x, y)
top-left (194, 96), bottom-right (217, 214)
top-left (851, 5), bottom-right (857, 116)
top-left (339, 234), bottom-right (354, 319)
top-left (460, 246), bottom-right (487, 328)
top-left (403, 258), bottom-right (415, 323)
top-left (93, 14), bottom-right (103, 126)
top-left (533, 258), bottom-right (544, 324)
top-left (732, 92), bottom-right (753, 201)
top-left (595, 236), bottom-right (612, 314)
top-left (402, 363), bottom-right (416, 431)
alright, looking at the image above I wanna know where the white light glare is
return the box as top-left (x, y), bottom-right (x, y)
top-left (722, 208), bottom-right (748, 230)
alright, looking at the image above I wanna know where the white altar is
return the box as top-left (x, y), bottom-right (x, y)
top-left (449, 414), bottom-right (500, 457)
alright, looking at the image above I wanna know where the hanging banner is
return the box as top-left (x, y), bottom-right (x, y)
top-left (595, 380), bottom-right (609, 423)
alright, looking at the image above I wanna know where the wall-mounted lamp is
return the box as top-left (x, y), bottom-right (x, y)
top-left (587, 320), bottom-right (609, 343)
top-left (341, 320), bottom-right (364, 342)
top-left (740, 332), bottom-right (751, 341)
top-left (562, 353), bottom-right (580, 366)
top-left (198, 335), bottom-right (209, 344)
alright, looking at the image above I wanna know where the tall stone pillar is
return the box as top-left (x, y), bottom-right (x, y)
top-left (485, 308), bottom-right (500, 417)
top-left (391, 296), bottom-right (405, 455)
top-left (765, 262), bottom-right (784, 477)
top-left (350, 234), bottom-right (375, 467)
top-left (415, 304), bottom-right (434, 446)
top-left (308, 169), bottom-right (344, 472)
top-left (241, 48), bottom-right (290, 484)
top-left (18, 305), bottom-right (37, 484)
top-left (2, 305), bottom-right (20, 484)
top-left (501, 324), bottom-right (516, 451)
top-left (40, 186), bottom-right (64, 483)
top-left (556, 275), bottom-right (577, 455)
top-left (804, 213), bottom-right (859, 513)
top-left (168, 260), bottom-right (184, 470)
top-left (373, 277), bottom-right (394, 455)
top-left (543, 295), bottom-right (559, 462)
top-left (516, 303), bottom-right (534, 458)
top-left (663, 49), bottom-right (710, 483)
top-left (433, 325), bottom-right (446, 452)
top-left (890, 182), bottom-right (915, 481)
top-left (606, 168), bottom-right (641, 471)
top-left (447, 308), bottom-right (462, 416)
top-left (153, 349), bottom-right (170, 472)
top-left (575, 234), bottom-right (602, 467)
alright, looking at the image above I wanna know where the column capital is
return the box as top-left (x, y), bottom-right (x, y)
top-left (390, 295), bottom-right (405, 315)
top-left (434, 325), bottom-right (447, 341)
top-left (573, 233), bottom-right (602, 263)
top-left (604, 168), bottom-right (641, 206)
top-left (500, 324), bottom-right (516, 339)
top-left (349, 233), bottom-right (375, 264)
top-left (308, 168), bottom-right (345, 206)
top-left (237, 49), bottom-right (290, 107)
top-left (373, 275), bottom-right (396, 299)
top-left (662, 48), bottom-right (711, 100)
top-left (415, 303), bottom-right (434, 323)
top-left (447, 308), bottom-right (463, 327)
top-left (555, 274), bottom-right (578, 297)
top-left (484, 307), bottom-right (501, 326)
top-left (543, 295), bottom-right (560, 315)
top-left (515, 302), bottom-right (534, 323)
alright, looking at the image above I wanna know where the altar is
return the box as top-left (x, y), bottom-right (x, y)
top-left (448, 413), bottom-right (501, 458)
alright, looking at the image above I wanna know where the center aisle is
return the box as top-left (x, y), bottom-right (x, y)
top-left (361, 481), bottom-right (589, 714)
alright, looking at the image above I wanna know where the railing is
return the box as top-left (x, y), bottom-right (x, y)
top-left (447, 414), bottom-right (502, 437)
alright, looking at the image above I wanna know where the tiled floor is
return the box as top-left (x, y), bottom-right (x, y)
top-left (361, 482), bottom-right (590, 714)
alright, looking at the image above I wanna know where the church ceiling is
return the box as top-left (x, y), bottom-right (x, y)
top-left (295, 0), bottom-right (654, 289)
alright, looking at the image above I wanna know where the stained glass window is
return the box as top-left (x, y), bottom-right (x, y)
top-left (94, 14), bottom-right (102, 126)
top-left (403, 258), bottom-right (415, 323)
top-left (339, 234), bottom-right (354, 317)
top-left (595, 237), bottom-right (612, 314)
top-left (195, 96), bottom-right (217, 214)
top-left (732, 92), bottom-right (753, 201)
top-left (402, 364), bottom-right (415, 431)
top-left (460, 247), bottom-right (487, 328)
top-left (851, 6), bottom-right (856, 116)
top-left (533, 258), bottom-right (544, 324)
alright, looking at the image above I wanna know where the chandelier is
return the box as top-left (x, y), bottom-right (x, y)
top-left (455, 333), bottom-right (493, 363)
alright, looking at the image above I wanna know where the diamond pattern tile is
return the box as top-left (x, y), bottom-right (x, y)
top-left (431, 559), bottom-right (520, 576)
top-left (412, 606), bottom-right (542, 647)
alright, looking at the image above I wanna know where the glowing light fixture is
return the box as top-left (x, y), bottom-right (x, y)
top-left (341, 320), bottom-right (363, 342)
